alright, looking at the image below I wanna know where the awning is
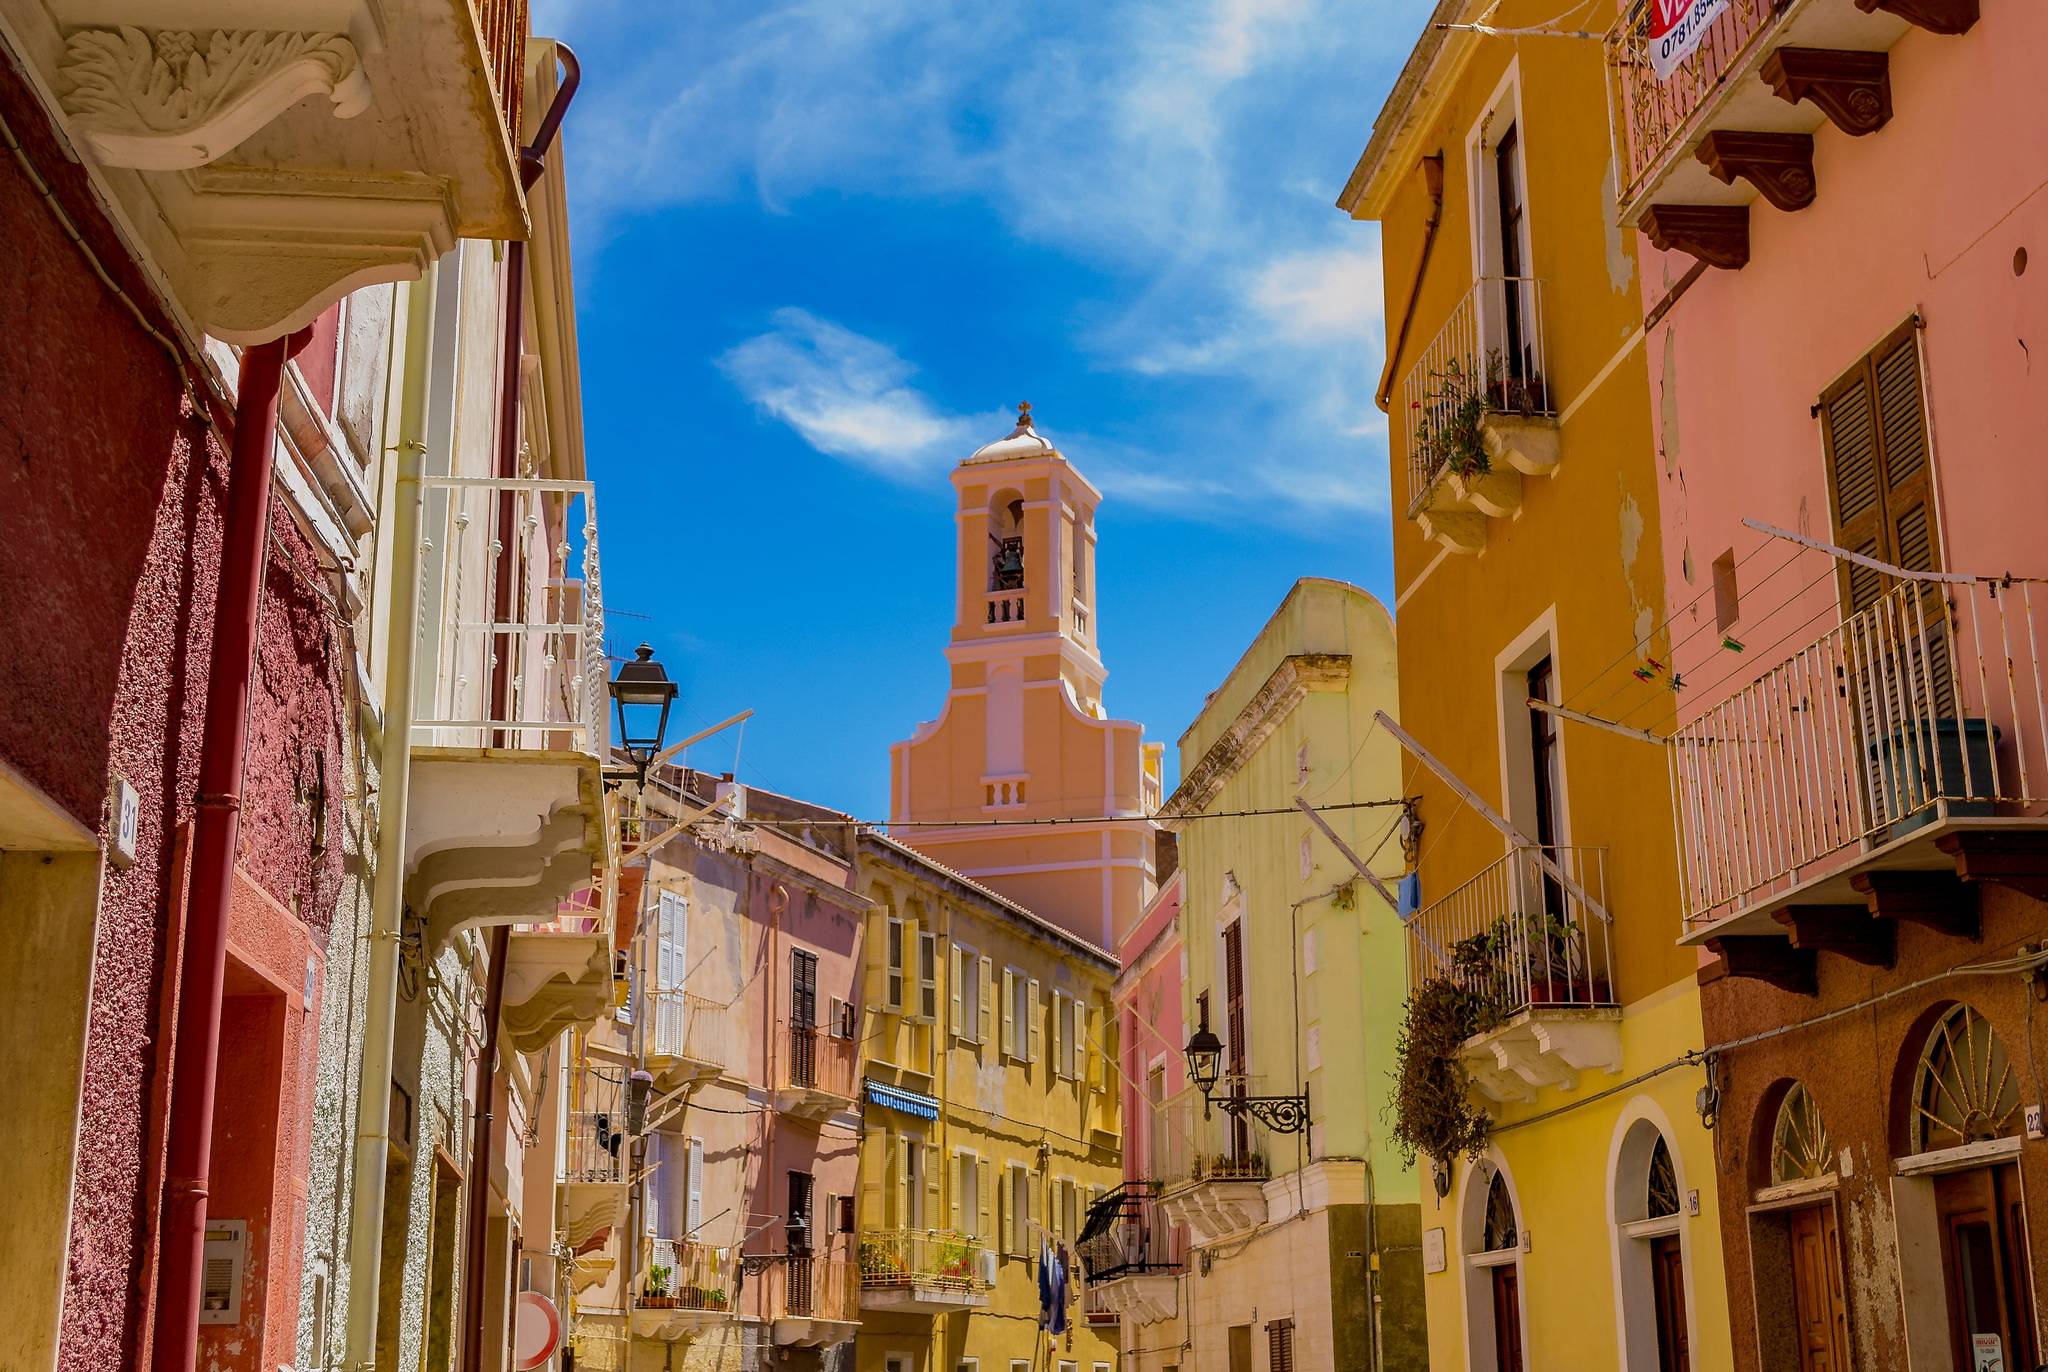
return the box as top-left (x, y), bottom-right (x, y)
top-left (864, 1079), bottom-right (939, 1120)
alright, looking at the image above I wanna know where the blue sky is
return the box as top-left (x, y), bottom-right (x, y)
top-left (533, 0), bottom-right (1432, 819)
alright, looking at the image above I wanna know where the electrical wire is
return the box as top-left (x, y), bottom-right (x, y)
top-left (717, 797), bottom-right (1410, 832)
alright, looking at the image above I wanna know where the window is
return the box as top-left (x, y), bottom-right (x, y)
top-left (1820, 320), bottom-right (1938, 614)
top-left (1645, 1137), bottom-right (1680, 1220)
top-left (1004, 1164), bottom-right (1036, 1257)
top-left (1221, 921), bottom-right (1250, 1161)
top-left (829, 996), bottom-right (854, 1039)
top-left (886, 917), bottom-right (905, 1011)
top-left (953, 1151), bottom-right (981, 1237)
top-left (1711, 548), bottom-right (1740, 633)
top-left (918, 930), bottom-right (939, 1021)
top-left (1052, 992), bottom-right (1085, 1080)
top-left (790, 947), bottom-right (818, 1030)
top-left (1526, 656), bottom-right (1563, 916)
top-left (655, 888), bottom-right (687, 993)
top-left (952, 943), bottom-right (976, 1041)
top-left (900, 1137), bottom-right (926, 1230)
top-left (1004, 970), bottom-right (1039, 1063)
top-left (686, 1137), bottom-right (704, 1237)
top-left (1914, 1004), bottom-right (2022, 1152)
top-left (788, 1171), bottom-right (814, 1254)
top-left (886, 1356), bottom-right (915, 1372)
top-left (1482, 1172), bottom-right (1518, 1253)
top-left (1267, 1319), bottom-right (1296, 1372)
top-left (1769, 1083), bottom-right (1834, 1184)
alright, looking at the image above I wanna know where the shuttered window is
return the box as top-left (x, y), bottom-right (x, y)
top-left (1820, 320), bottom-right (1949, 709)
top-left (1267, 1319), bottom-right (1296, 1372)
top-left (1820, 321), bottom-right (1940, 604)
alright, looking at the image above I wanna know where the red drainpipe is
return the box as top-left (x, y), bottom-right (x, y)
top-left (461, 42), bottom-right (579, 1372)
top-left (150, 324), bottom-right (312, 1372)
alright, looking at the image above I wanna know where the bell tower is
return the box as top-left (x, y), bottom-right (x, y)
top-left (890, 405), bottom-right (1160, 950)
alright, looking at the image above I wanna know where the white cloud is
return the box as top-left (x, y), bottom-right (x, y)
top-left (716, 309), bottom-right (993, 477)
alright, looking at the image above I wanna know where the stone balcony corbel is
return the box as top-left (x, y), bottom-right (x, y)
top-left (8, 0), bottom-right (529, 341)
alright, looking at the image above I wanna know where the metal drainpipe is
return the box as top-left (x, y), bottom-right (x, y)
top-left (461, 44), bottom-right (581, 1372)
top-left (150, 324), bottom-right (312, 1372)
top-left (343, 265), bottom-right (440, 1370)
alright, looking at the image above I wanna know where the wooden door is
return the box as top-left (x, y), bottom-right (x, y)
top-left (1788, 1204), bottom-right (1851, 1371)
top-left (1651, 1234), bottom-right (1692, 1372)
top-left (1491, 1264), bottom-right (1524, 1372)
top-left (1937, 1165), bottom-right (2038, 1372)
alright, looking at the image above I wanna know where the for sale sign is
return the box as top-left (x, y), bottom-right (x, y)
top-left (1647, 0), bottom-right (1731, 79)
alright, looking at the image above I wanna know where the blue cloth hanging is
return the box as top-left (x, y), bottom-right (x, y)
top-left (1398, 871), bottom-right (1422, 918)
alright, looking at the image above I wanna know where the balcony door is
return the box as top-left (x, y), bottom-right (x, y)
top-left (1526, 656), bottom-right (1564, 919)
top-left (1494, 121), bottom-right (1528, 396)
top-left (791, 948), bottom-right (818, 1088)
top-left (1221, 920), bottom-right (1251, 1164)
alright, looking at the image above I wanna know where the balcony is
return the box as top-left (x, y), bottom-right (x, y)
top-left (767, 1254), bottom-right (859, 1348)
top-left (1150, 1089), bottom-right (1271, 1246)
top-left (1078, 1182), bottom-right (1185, 1326)
top-left (632, 1237), bottom-right (732, 1341)
top-left (559, 1071), bottom-right (629, 1252)
top-left (501, 888), bottom-right (614, 1053)
top-left (858, 1230), bottom-right (992, 1313)
top-left (1399, 277), bottom-right (1559, 554)
top-left (646, 990), bottom-right (735, 1092)
top-left (1604, 0), bottom-right (1976, 264)
top-left (776, 1024), bottom-right (858, 1119)
top-left (1671, 575), bottom-right (2048, 984)
top-left (12, 0), bottom-right (535, 341)
top-left (1404, 845), bottom-right (1621, 1104)
top-left (408, 476), bottom-right (606, 951)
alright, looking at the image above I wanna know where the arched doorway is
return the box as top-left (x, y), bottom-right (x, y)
top-left (1461, 1160), bottom-right (1525, 1372)
top-left (1612, 1116), bottom-right (1691, 1371)
top-left (1899, 1003), bottom-right (2036, 1371)
top-left (1751, 1081), bottom-right (1850, 1371)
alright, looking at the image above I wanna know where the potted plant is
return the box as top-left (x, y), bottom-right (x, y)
top-left (641, 1263), bottom-right (676, 1308)
top-left (1415, 351), bottom-right (1507, 487)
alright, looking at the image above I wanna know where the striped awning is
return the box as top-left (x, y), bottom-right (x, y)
top-left (864, 1078), bottom-right (939, 1120)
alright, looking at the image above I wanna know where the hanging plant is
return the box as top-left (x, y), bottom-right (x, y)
top-left (1390, 973), bottom-right (1501, 1174)
top-left (1416, 350), bottom-right (1508, 484)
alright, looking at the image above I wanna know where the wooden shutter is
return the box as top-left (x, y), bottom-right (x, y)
top-left (1026, 1169), bottom-right (1040, 1250)
top-left (1268, 1319), bottom-right (1296, 1372)
top-left (949, 1153), bottom-right (965, 1232)
top-left (888, 1134), bottom-right (904, 1229)
top-left (919, 932), bottom-right (938, 1021)
top-left (1027, 978), bottom-right (1042, 1064)
top-left (686, 1137), bottom-right (704, 1238)
top-left (791, 948), bottom-right (818, 1029)
top-left (979, 956), bottom-right (994, 1045)
top-left (885, 918), bottom-right (904, 1010)
top-left (1001, 970), bottom-right (1016, 1056)
top-left (1820, 322), bottom-right (1941, 608)
top-left (860, 1120), bottom-right (886, 1227)
top-left (923, 1143), bottom-right (941, 1232)
top-left (950, 946), bottom-right (965, 1038)
top-left (645, 1133), bottom-right (668, 1237)
top-left (1051, 992), bottom-right (1066, 1076)
top-left (977, 1158), bottom-right (993, 1243)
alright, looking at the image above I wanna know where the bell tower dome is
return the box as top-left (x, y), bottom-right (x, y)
top-left (889, 404), bottom-right (1161, 950)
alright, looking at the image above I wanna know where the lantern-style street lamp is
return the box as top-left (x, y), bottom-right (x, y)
top-left (1183, 1011), bottom-right (1310, 1135)
top-left (609, 643), bottom-right (676, 782)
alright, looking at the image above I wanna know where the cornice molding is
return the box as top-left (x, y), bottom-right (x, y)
top-left (1159, 653), bottom-right (1351, 827)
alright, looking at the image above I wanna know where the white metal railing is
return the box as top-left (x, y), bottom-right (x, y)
top-left (1604, 0), bottom-right (1784, 211)
top-left (414, 475), bottom-right (608, 758)
top-left (1671, 575), bottom-right (2048, 926)
top-left (857, 1230), bottom-right (990, 1292)
top-left (1399, 276), bottom-right (1552, 514)
top-left (639, 1237), bottom-right (732, 1313)
top-left (1148, 1085), bottom-right (1271, 1187)
top-left (1405, 846), bottom-right (1615, 1017)
top-left (648, 991), bottom-right (735, 1073)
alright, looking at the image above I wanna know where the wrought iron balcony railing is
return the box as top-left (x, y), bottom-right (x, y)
top-left (857, 1230), bottom-right (991, 1292)
top-left (1399, 276), bottom-right (1553, 515)
top-left (1147, 1086), bottom-right (1272, 1188)
top-left (1077, 1182), bottom-right (1187, 1283)
top-left (786, 1023), bottom-right (859, 1098)
top-left (470, 0), bottom-right (530, 147)
top-left (1404, 845), bottom-right (1616, 1019)
top-left (1671, 573), bottom-right (2048, 927)
top-left (1603, 0), bottom-right (1784, 213)
top-left (775, 1254), bottom-right (859, 1324)
top-left (648, 991), bottom-right (736, 1074)
top-left (639, 1237), bottom-right (732, 1314)
top-left (414, 476), bottom-right (607, 759)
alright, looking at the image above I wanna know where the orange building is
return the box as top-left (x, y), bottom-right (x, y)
top-left (888, 406), bottom-right (1162, 951)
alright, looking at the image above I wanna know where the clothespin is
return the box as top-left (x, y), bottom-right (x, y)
top-left (1721, 635), bottom-right (1745, 653)
top-left (1668, 673), bottom-right (1685, 692)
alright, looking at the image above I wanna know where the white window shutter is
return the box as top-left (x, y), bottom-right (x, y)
top-left (977, 1158), bottom-right (993, 1244)
top-left (1001, 970), bottom-right (1016, 1057)
top-left (978, 956), bottom-right (993, 1044)
top-left (645, 1133), bottom-right (667, 1236)
top-left (950, 947), bottom-right (965, 1037)
top-left (887, 1134), bottom-right (902, 1229)
top-left (1051, 992), bottom-right (1065, 1075)
top-left (950, 1153), bottom-right (965, 1232)
top-left (923, 1143), bottom-right (941, 1233)
top-left (1027, 978), bottom-right (1042, 1064)
top-left (686, 1137), bottom-right (704, 1239)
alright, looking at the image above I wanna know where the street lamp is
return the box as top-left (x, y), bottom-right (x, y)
top-left (609, 643), bottom-right (676, 782)
top-left (1183, 1013), bottom-right (1310, 1135)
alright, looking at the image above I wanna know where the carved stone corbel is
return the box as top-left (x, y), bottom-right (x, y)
top-left (1761, 48), bottom-right (1893, 138)
top-left (59, 26), bottom-right (371, 171)
top-left (1639, 204), bottom-right (1751, 270)
top-left (1854, 0), bottom-right (1978, 35)
top-left (1696, 131), bottom-right (1817, 213)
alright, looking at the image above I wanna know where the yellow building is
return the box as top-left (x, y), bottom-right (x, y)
top-left (1340, 6), bottom-right (1731, 1368)
top-left (889, 404), bottom-right (1162, 952)
top-left (1153, 578), bottom-right (1422, 1371)
top-left (853, 830), bottom-right (1122, 1372)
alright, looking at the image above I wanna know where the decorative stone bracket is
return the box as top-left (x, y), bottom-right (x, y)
top-left (1459, 1012), bottom-right (1623, 1104)
top-left (1640, 204), bottom-right (1751, 271)
top-left (60, 27), bottom-right (369, 171)
top-left (1696, 131), bottom-right (1816, 213)
top-left (1158, 1178), bottom-right (1268, 1247)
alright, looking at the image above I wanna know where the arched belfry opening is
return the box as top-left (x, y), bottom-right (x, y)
top-left (988, 488), bottom-right (1025, 592)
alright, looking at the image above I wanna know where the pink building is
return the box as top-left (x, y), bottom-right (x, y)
top-left (1607, 0), bottom-right (2048, 1363)
top-left (1082, 847), bottom-right (1189, 1347)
